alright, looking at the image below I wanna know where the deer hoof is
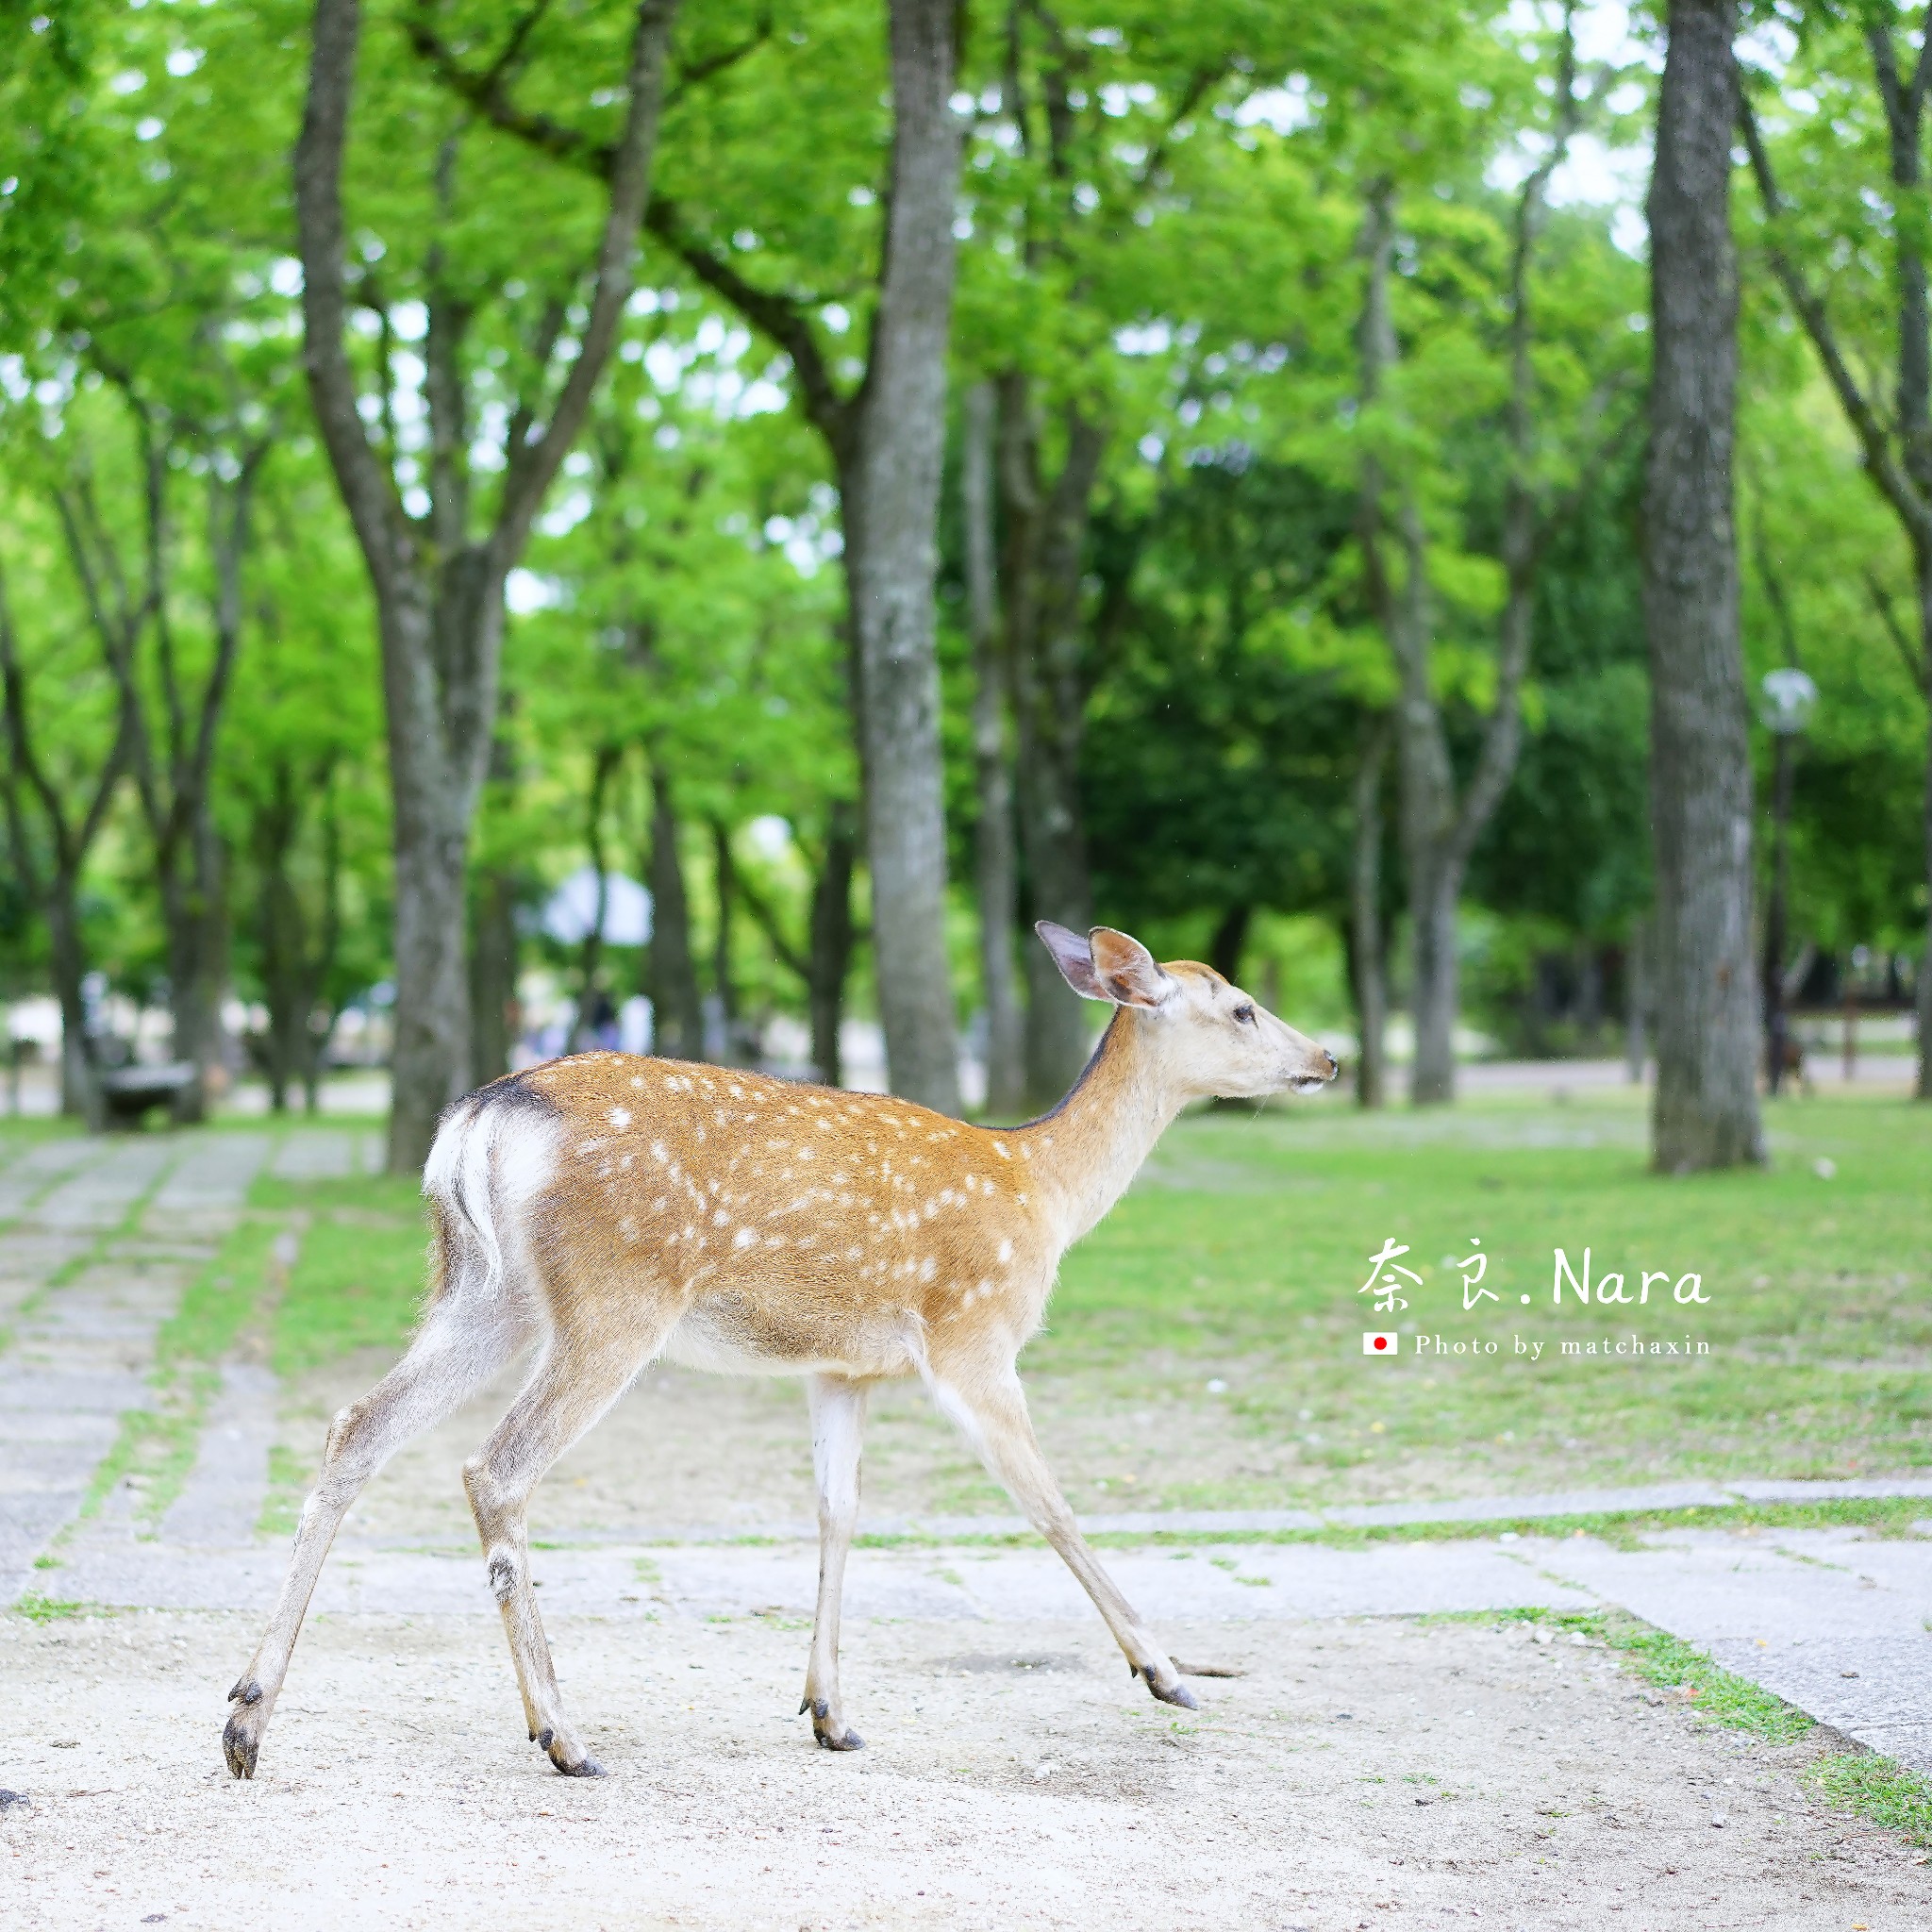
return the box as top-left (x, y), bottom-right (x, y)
top-left (222, 1710), bottom-right (260, 1779)
top-left (814, 1724), bottom-right (864, 1752)
top-left (538, 1726), bottom-right (605, 1777)
top-left (1146, 1673), bottom-right (1199, 1711)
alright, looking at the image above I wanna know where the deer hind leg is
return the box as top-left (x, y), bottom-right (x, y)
top-left (464, 1320), bottom-right (664, 1777)
top-left (800, 1373), bottom-right (869, 1750)
top-left (222, 1298), bottom-right (525, 1778)
top-left (925, 1357), bottom-right (1197, 1712)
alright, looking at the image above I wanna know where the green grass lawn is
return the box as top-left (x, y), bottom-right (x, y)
top-left (1037, 1084), bottom-right (1931, 1506)
top-left (65, 1083), bottom-right (1925, 1517)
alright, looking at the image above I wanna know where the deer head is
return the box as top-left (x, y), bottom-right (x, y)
top-left (1037, 922), bottom-right (1339, 1100)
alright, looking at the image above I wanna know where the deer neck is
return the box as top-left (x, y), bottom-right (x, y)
top-left (1016, 1009), bottom-right (1185, 1248)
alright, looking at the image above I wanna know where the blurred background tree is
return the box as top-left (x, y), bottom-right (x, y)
top-left (0, 0), bottom-right (1923, 1153)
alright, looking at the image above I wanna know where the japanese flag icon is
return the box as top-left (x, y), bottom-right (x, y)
top-left (1363, 1331), bottom-right (1399, 1356)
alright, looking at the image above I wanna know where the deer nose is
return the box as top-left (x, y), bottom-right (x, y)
top-left (1324, 1051), bottom-right (1339, 1079)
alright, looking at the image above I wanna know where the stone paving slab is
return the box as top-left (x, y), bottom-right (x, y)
top-left (144, 1132), bottom-right (268, 1237)
top-left (0, 1232), bottom-right (93, 1320)
top-left (0, 1246), bottom-right (198, 1603)
top-left (29, 1139), bottom-right (177, 1231)
top-left (268, 1129), bottom-right (353, 1180)
top-left (0, 1136), bottom-right (98, 1220)
top-left (48, 1528), bottom-right (1601, 1626)
top-left (160, 1361), bottom-right (277, 1547)
top-left (1527, 1527), bottom-right (1932, 1773)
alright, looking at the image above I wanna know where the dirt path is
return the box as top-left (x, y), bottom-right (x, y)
top-left (4, 1607), bottom-right (1923, 1931)
top-left (3, 1132), bottom-right (1928, 1929)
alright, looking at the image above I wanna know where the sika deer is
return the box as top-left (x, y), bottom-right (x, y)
top-left (222, 922), bottom-right (1337, 1778)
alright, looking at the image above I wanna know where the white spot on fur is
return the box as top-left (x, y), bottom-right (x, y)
top-left (919, 1256), bottom-right (937, 1282)
top-left (992, 1141), bottom-right (1010, 1159)
top-left (998, 1239), bottom-right (1013, 1263)
top-left (733, 1225), bottom-right (758, 1249)
top-left (609, 1106), bottom-right (631, 1130)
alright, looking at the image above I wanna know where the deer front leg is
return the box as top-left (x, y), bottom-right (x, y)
top-left (800, 1373), bottom-right (869, 1750)
top-left (928, 1362), bottom-right (1197, 1711)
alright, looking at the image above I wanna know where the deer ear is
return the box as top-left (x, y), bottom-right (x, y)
top-left (1035, 921), bottom-right (1109, 1001)
top-left (1088, 927), bottom-right (1174, 1009)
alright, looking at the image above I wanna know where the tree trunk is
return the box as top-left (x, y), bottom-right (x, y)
top-left (711, 818), bottom-right (740, 1064)
top-left (48, 895), bottom-right (105, 1130)
top-left (808, 802), bottom-right (858, 1089)
top-left (1387, 505), bottom-right (1459, 1108)
top-left (1624, 915), bottom-right (1650, 1082)
top-left (1912, 546), bottom-right (1932, 1099)
top-left (469, 727), bottom-right (520, 1086)
top-left (0, 558), bottom-right (120, 1133)
top-left (646, 769), bottom-right (704, 1059)
top-left (1208, 907), bottom-right (1252, 985)
top-left (573, 743), bottom-right (621, 1050)
top-left (256, 764), bottom-right (301, 1114)
top-left (1922, 648), bottom-right (1932, 1099)
top-left (997, 375), bottom-right (1107, 1108)
top-left (294, 0), bottom-right (676, 1168)
top-left (1643, 0), bottom-right (1762, 1170)
top-left (962, 382), bottom-right (1025, 1119)
top-left (160, 811), bottom-right (227, 1124)
top-left (469, 866), bottom-right (517, 1085)
top-left (1349, 716), bottom-right (1391, 1108)
top-left (839, 0), bottom-right (965, 1116)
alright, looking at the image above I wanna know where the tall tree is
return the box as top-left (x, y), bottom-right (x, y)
top-left (1739, 11), bottom-right (1932, 1100)
top-left (293, 0), bottom-right (678, 1168)
top-left (55, 395), bottom-right (272, 1122)
top-left (1644, 0), bottom-right (1763, 1169)
top-left (1352, 10), bottom-right (1609, 1105)
top-left (418, 0), bottom-right (964, 1112)
top-left (841, 0), bottom-right (967, 1112)
top-left (0, 555), bottom-right (129, 1128)
top-left (961, 379), bottom-right (1025, 1116)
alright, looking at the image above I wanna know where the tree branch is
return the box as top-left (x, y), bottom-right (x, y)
top-left (1862, 566), bottom-right (1932, 693)
top-left (295, 0), bottom-right (409, 602)
top-left (734, 864), bottom-right (809, 981)
top-left (490, 0), bottom-right (683, 566)
top-left (407, 8), bottom-right (857, 464)
top-left (1739, 88), bottom-right (1932, 545)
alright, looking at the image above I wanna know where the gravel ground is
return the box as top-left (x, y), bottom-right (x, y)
top-left (2, 1605), bottom-right (1922, 1931)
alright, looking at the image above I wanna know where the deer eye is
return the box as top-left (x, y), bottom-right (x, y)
top-left (1232, 1002), bottom-right (1257, 1025)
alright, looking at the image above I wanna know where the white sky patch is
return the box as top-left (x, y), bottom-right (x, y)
top-left (1487, 3), bottom-right (1655, 257)
top-left (745, 815), bottom-right (791, 860)
top-left (643, 339), bottom-right (688, 391)
top-left (1115, 320), bottom-right (1172, 357)
top-left (1233, 75), bottom-right (1316, 137)
top-left (506, 568), bottom-right (563, 614)
top-left (540, 488), bottom-right (593, 538)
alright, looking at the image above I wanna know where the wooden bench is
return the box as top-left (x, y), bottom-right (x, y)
top-left (99, 1062), bottom-right (197, 1127)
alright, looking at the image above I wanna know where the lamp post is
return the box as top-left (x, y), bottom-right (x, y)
top-left (1759, 667), bottom-right (1818, 1094)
